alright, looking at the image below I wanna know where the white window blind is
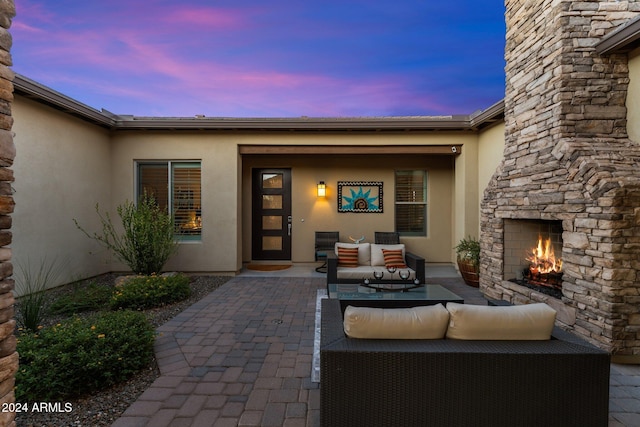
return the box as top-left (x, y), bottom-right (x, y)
top-left (172, 163), bottom-right (202, 236)
top-left (395, 170), bottom-right (427, 235)
top-left (137, 161), bottom-right (201, 239)
top-left (138, 163), bottom-right (169, 210)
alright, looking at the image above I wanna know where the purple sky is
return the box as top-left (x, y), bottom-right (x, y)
top-left (11, 0), bottom-right (506, 118)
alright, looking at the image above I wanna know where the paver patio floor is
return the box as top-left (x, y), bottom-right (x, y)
top-left (111, 267), bottom-right (640, 427)
top-left (113, 275), bottom-right (323, 427)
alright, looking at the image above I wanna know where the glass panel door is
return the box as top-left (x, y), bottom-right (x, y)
top-left (251, 168), bottom-right (292, 260)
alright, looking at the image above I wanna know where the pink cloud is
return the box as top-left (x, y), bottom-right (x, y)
top-left (12, 3), bottom-right (252, 76)
top-left (10, 20), bottom-right (42, 34)
top-left (11, 1), bottom-right (502, 117)
top-left (14, 0), bottom-right (55, 25)
top-left (26, 32), bottom-right (445, 117)
top-left (11, 2), bottom-right (426, 117)
top-left (168, 7), bottom-right (247, 29)
top-left (13, 13), bottom-right (448, 117)
top-left (131, 66), bottom-right (446, 117)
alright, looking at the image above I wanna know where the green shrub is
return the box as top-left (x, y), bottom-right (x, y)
top-left (16, 310), bottom-right (155, 401)
top-left (75, 194), bottom-right (178, 275)
top-left (49, 282), bottom-right (113, 316)
top-left (110, 274), bottom-right (191, 310)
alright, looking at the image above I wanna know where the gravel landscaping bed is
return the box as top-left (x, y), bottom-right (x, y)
top-left (15, 274), bottom-right (231, 427)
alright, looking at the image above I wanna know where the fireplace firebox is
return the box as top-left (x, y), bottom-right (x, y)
top-left (504, 219), bottom-right (563, 299)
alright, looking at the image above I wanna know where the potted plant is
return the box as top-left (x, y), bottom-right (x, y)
top-left (455, 236), bottom-right (480, 287)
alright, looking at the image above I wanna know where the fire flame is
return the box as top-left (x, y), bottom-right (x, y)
top-left (526, 236), bottom-right (562, 274)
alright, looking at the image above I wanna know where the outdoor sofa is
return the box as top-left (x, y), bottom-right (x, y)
top-left (320, 298), bottom-right (610, 427)
top-left (326, 242), bottom-right (425, 285)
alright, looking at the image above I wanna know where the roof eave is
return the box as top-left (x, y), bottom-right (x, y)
top-left (13, 74), bottom-right (117, 129)
top-left (12, 73), bottom-right (506, 133)
top-left (596, 15), bottom-right (640, 55)
top-left (113, 116), bottom-right (474, 132)
top-left (469, 99), bottom-right (505, 130)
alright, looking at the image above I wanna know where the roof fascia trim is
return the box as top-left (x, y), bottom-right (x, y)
top-left (596, 15), bottom-right (640, 55)
top-left (114, 116), bottom-right (472, 131)
top-left (469, 99), bottom-right (505, 129)
top-left (13, 74), bottom-right (506, 132)
top-left (13, 74), bottom-right (117, 128)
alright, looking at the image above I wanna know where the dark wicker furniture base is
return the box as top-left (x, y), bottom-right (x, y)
top-left (320, 299), bottom-right (610, 427)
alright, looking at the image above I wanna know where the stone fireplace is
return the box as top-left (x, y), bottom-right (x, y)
top-left (481, 0), bottom-right (640, 361)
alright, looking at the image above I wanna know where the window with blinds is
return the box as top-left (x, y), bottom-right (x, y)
top-left (395, 170), bottom-right (427, 235)
top-left (137, 161), bottom-right (202, 239)
top-left (138, 163), bottom-right (169, 210)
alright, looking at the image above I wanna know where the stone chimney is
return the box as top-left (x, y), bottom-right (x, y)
top-left (481, 0), bottom-right (640, 361)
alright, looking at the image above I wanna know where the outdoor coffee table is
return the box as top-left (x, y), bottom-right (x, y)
top-left (327, 283), bottom-right (463, 312)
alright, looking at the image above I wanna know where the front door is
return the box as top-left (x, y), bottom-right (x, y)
top-left (251, 168), bottom-right (292, 260)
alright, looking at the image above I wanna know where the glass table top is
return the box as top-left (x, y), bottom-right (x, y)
top-left (327, 283), bottom-right (463, 302)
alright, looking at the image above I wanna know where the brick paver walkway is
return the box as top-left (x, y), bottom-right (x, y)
top-left (113, 276), bottom-right (322, 427)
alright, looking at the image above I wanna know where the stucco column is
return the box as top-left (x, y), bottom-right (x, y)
top-left (454, 141), bottom-right (479, 244)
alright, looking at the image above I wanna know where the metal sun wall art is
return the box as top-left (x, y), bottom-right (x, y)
top-left (337, 181), bottom-right (383, 213)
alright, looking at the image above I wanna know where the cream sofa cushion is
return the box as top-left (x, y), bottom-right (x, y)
top-left (343, 304), bottom-right (450, 339)
top-left (335, 242), bottom-right (371, 266)
top-left (370, 243), bottom-right (405, 266)
top-left (445, 302), bottom-right (557, 340)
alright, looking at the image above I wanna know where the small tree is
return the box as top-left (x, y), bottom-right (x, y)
top-left (76, 194), bottom-right (178, 275)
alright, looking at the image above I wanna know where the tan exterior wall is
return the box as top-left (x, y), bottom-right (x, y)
top-left (239, 132), bottom-right (474, 264)
top-left (111, 131), bottom-right (472, 268)
top-left (110, 131), bottom-right (242, 274)
top-left (477, 122), bottom-right (506, 230)
top-left (628, 47), bottom-right (640, 142)
top-left (242, 152), bottom-right (454, 264)
top-left (12, 97), bottom-right (112, 293)
top-left (13, 91), bottom-right (505, 278)
top-left (453, 137), bottom-right (478, 254)
top-left (452, 121), bottom-right (505, 249)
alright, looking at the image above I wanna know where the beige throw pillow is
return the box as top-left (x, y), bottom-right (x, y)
top-left (445, 302), bottom-right (557, 340)
top-left (343, 304), bottom-right (450, 339)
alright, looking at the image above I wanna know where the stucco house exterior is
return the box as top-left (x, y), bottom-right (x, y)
top-left (10, 11), bottom-right (640, 296)
top-left (11, 74), bottom-right (505, 289)
top-left (4, 0), bottom-right (640, 364)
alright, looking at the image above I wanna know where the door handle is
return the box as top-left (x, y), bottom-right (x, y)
top-left (288, 224), bottom-right (292, 236)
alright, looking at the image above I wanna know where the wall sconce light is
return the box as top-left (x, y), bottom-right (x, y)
top-left (317, 181), bottom-right (326, 197)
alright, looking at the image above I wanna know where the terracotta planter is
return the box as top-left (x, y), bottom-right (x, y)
top-left (457, 258), bottom-right (479, 288)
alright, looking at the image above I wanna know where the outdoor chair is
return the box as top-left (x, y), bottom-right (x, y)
top-left (315, 231), bottom-right (339, 273)
top-left (374, 231), bottom-right (400, 244)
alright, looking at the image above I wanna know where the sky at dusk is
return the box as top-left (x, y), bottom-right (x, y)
top-left (10, 0), bottom-right (506, 118)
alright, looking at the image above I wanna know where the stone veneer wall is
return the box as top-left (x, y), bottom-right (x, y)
top-left (0, 1), bottom-right (16, 425)
top-left (481, 0), bottom-right (640, 360)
